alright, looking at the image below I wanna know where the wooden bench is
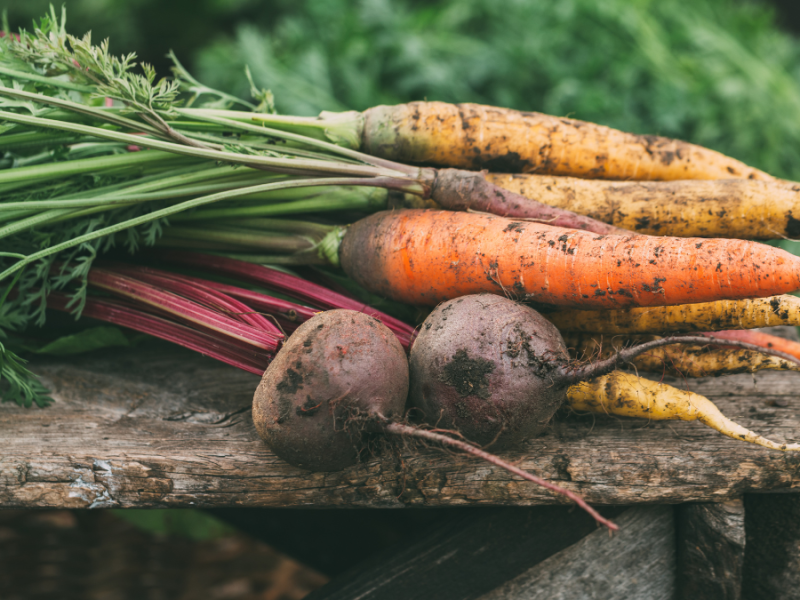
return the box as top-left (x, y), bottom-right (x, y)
top-left (3, 342), bottom-right (799, 598)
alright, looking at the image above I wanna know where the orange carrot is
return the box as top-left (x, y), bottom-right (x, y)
top-left (338, 209), bottom-right (800, 308)
top-left (357, 102), bottom-right (775, 181)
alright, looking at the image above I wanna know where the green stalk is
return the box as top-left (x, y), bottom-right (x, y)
top-left (152, 244), bottom-right (328, 265)
top-left (0, 207), bottom-right (78, 239)
top-left (201, 217), bottom-right (336, 236)
top-left (0, 176), bottom-right (359, 282)
top-left (0, 149), bottom-right (185, 186)
top-left (205, 252), bottom-right (328, 266)
top-left (173, 187), bottom-right (389, 221)
top-left (0, 131), bottom-right (90, 150)
top-left (180, 108), bottom-right (362, 148)
top-left (0, 66), bottom-right (94, 93)
top-left (174, 109), bottom-right (413, 174)
top-left (2, 171), bottom-right (285, 231)
top-left (0, 167), bottom-right (278, 211)
top-left (56, 162), bottom-right (230, 198)
top-left (171, 128), bottom-right (363, 163)
top-left (0, 162), bottom-right (214, 221)
top-left (0, 110), bottom-right (409, 179)
top-left (163, 225), bottom-right (316, 253)
top-left (0, 86), bottom-right (163, 136)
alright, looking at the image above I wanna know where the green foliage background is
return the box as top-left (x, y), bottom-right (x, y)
top-left (7, 0), bottom-right (800, 179)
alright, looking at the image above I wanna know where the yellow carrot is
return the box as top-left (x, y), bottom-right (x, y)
top-left (356, 102), bottom-right (776, 181)
top-left (485, 174), bottom-right (800, 239)
top-left (547, 295), bottom-right (800, 334)
top-left (564, 333), bottom-right (800, 378)
top-left (567, 371), bottom-right (799, 451)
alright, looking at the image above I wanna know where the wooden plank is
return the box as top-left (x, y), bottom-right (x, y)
top-left (304, 506), bottom-right (626, 600)
top-left (2, 342), bottom-right (800, 509)
top-left (676, 500), bottom-right (745, 599)
top-left (742, 494), bottom-right (800, 598)
top-left (478, 506), bottom-right (674, 600)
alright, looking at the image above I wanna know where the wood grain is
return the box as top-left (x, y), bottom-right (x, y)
top-left (677, 500), bottom-right (745, 599)
top-left (478, 506), bottom-right (675, 600)
top-left (3, 342), bottom-right (800, 509)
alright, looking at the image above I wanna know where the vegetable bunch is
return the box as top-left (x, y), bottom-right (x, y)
top-left (4, 9), bottom-right (800, 526)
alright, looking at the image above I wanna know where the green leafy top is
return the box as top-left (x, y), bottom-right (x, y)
top-left (0, 7), bottom-right (417, 407)
top-left (8, 6), bottom-right (179, 114)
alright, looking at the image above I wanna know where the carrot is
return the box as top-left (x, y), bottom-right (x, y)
top-left (565, 333), bottom-right (800, 378)
top-left (246, 102), bottom-right (776, 181)
top-left (485, 174), bottom-right (800, 239)
top-left (338, 209), bottom-right (800, 308)
top-left (567, 371), bottom-right (799, 451)
top-left (547, 295), bottom-right (800, 334)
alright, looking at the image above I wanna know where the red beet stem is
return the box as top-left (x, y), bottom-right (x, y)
top-left (88, 268), bottom-right (282, 352)
top-left (101, 263), bottom-right (283, 335)
top-left (47, 292), bottom-right (271, 374)
top-left (382, 420), bottom-right (617, 531)
top-left (179, 276), bottom-right (320, 332)
top-left (153, 250), bottom-right (416, 348)
top-left (102, 263), bottom-right (320, 334)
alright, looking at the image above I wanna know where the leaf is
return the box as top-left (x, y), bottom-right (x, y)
top-left (0, 342), bottom-right (52, 407)
top-left (32, 325), bottom-right (130, 356)
top-left (110, 509), bottom-right (236, 541)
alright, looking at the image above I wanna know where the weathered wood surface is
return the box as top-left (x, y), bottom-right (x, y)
top-left (478, 506), bottom-right (675, 600)
top-left (3, 342), bottom-right (800, 509)
top-left (677, 500), bottom-right (745, 600)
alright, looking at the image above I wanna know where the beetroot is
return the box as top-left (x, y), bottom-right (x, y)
top-left (254, 306), bottom-right (624, 529)
top-left (409, 295), bottom-right (569, 448)
top-left (252, 309), bottom-right (408, 471)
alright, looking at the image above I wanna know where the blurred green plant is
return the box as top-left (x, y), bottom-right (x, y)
top-left (111, 509), bottom-right (236, 541)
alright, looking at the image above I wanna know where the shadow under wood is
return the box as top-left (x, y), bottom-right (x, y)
top-left (284, 505), bottom-right (629, 600)
top-left (209, 507), bottom-right (455, 577)
top-left (743, 493), bottom-right (800, 599)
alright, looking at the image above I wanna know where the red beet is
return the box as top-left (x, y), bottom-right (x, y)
top-left (409, 294), bottom-right (569, 448)
top-left (252, 310), bottom-right (408, 471)
top-left (252, 306), bottom-right (621, 530)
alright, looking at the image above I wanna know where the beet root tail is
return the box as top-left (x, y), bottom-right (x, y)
top-left (381, 419), bottom-right (618, 531)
